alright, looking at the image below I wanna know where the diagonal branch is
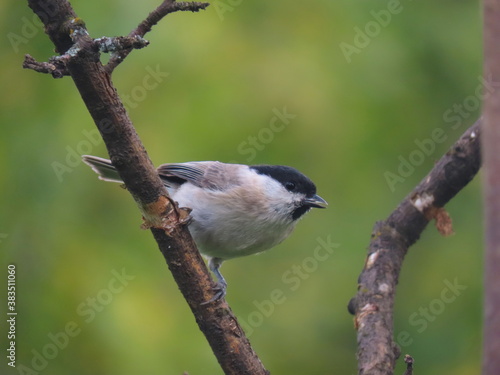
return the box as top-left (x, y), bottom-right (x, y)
top-left (348, 119), bottom-right (481, 375)
top-left (104, 0), bottom-right (210, 73)
top-left (25, 1), bottom-right (268, 374)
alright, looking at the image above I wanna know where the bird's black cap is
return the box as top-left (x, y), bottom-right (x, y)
top-left (250, 165), bottom-right (317, 197)
top-left (251, 165), bottom-right (322, 220)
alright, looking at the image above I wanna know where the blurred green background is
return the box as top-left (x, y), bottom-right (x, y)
top-left (1, 0), bottom-right (483, 374)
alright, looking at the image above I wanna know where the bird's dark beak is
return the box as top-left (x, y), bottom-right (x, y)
top-left (303, 194), bottom-right (328, 208)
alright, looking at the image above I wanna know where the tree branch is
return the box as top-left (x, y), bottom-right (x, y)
top-left (348, 119), bottom-right (481, 375)
top-left (23, 36), bottom-right (150, 77)
top-left (482, 0), bottom-right (500, 373)
top-left (25, 1), bottom-right (268, 374)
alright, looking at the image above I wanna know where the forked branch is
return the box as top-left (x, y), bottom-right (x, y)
top-left (23, 0), bottom-right (208, 77)
top-left (105, 0), bottom-right (210, 73)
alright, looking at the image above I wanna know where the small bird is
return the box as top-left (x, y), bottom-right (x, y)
top-left (82, 155), bottom-right (327, 302)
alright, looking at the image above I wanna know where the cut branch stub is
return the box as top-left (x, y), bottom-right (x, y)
top-left (105, 0), bottom-right (210, 73)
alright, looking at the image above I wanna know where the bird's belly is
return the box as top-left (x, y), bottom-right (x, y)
top-left (187, 218), bottom-right (296, 260)
top-left (173, 183), bottom-right (297, 260)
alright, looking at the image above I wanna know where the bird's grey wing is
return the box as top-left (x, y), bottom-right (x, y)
top-left (157, 161), bottom-right (238, 190)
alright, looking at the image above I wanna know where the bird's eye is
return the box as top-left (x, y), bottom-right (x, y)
top-left (285, 181), bottom-right (296, 191)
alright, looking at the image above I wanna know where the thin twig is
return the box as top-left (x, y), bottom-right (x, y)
top-left (23, 54), bottom-right (69, 78)
top-left (403, 355), bottom-right (414, 375)
top-left (104, 0), bottom-right (210, 73)
top-left (349, 119), bottom-right (481, 375)
top-left (94, 35), bottom-right (150, 53)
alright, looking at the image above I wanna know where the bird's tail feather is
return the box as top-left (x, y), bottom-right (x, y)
top-left (82, 155), bottom-right (123, 183)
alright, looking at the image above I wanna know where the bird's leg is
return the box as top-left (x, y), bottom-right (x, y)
top-left (201, 257), bottom-right (227, 304)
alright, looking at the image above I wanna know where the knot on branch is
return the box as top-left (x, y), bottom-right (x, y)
top-left (140, 195), bottom-right (191, 236)
top-left (353, 303), bottom-right (378, 329)
top-left (23, 17), bottom-right (89, 77)
top-left (411, 193), bottom-right (454, 236)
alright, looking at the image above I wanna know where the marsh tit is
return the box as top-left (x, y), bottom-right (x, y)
top-left (82, 155), bottom-right (327, 302)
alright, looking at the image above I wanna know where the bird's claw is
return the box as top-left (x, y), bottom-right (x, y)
top-left (201, 281), bottom-right (227, 305)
